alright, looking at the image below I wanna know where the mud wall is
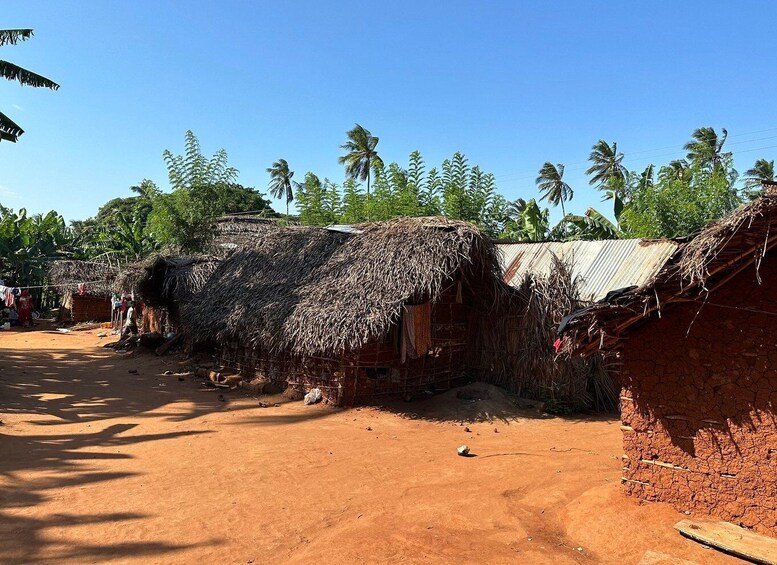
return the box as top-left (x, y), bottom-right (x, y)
top-left (67, 294), bottom-right (112, 323)
top-left (217, 284), bottom-right (469, 405)
top-left (620, 259), bottom-right (777, 534)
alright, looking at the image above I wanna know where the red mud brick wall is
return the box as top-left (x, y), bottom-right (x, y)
top-left (619, 259), bottom-right (777, 535)
top-left (69, 294), bottom-right (112, 323)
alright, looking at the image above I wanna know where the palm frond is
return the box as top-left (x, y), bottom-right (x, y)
top-left (0, 29), bottom-right (34, 47)
top-left (0, 111), bottom-right (23, 142)
top-left (0, 61), bottom-right (59, 89)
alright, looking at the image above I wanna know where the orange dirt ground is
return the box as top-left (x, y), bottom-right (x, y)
top-left (0, 327), bottom-right (739, 564)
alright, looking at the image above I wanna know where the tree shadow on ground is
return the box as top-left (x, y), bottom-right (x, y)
top-left (0, 340), bottom-right (225, 562)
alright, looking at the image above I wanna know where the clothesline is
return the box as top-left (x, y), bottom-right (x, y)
top-left (0, 280), bottom-right (108, 291)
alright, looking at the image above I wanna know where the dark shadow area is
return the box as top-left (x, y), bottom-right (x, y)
top-left (0, 346), bottom-right (258, 426)
top-left (0, 339), bottom-right (228, 562)
top-left (378, 382), bottom-right (618, 424)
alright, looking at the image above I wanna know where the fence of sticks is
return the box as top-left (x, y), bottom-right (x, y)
top-left (471, 255), bottom-right (618, 411)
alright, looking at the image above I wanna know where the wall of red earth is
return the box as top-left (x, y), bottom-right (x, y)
top-left (67, 294), bottom-right (112, 323)
top-left (218, 283), bottom-right (470, 405)
top-left (620, 258), bottom-right (777, 535)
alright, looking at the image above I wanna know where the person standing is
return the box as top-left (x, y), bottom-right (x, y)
top-left (17, 290), bottom-right (33, 327)
top-left (122, 300), bottom-right (138, 338)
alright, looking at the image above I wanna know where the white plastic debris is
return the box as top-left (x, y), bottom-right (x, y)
top-left (304, 388), bottom-right (322, 405)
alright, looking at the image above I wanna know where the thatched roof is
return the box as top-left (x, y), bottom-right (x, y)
top-left (137, 255), bottom-right (220, 307)
top-left (209, 215), bottom-right (285, 257)
top-left (561, 194), bottom-right (777, 355)
top-left (182, 217), bottom-right (509, 356)
top-left (48, 260), bottom-right (119, 297)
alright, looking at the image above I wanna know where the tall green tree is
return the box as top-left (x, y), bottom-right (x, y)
top-left (266, 158), bottom-right (295, 216)
top-left (338, 124), bottom-right (383, 195)
top-left (586, 140), bottom-right (626, 193)
top-left (536, 162), bottom-right (573, 218)
top-left (743, 158), bottom-right (775, 198)
top-left (620, 159), bottom-right (740, 238)
top-left (0, 29), bottom-right (59, 142)
top-left (148, 131), bottom-right (274, 251)
top-left (684, 127), bottom-right (730, 171)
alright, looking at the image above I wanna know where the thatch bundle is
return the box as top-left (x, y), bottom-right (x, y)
top-left (47, 260), bottom-right (119, 297)
top-left (183, 217), bottom-right (507, 357)
top-left (679, 195), bottom-right (777, 285)
top-left (480, 255), bottom-right (617, 410)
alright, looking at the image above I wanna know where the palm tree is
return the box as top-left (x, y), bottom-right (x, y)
top-left (743, 158), bottom-right (774, 191)
top-left (507, 197), bottom-right (527, 221)
top-left (684, 127), bottom-right (730, 170)
top-left (659, 159), bottom-right (693, 183)
top-left (536, 162), bottom-right (573, 218)
top-left (586, 140), bottom-right (626, 191)
top-left (266, 159), bottom-right (295, 216)
top-left (338, 124), bottom-right (383, 195)
top-left (0, 29), bottom-right (59, 142)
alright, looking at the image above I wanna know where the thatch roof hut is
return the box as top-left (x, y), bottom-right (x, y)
top-left (179, 217), bottom-right (514, 404)
top-left (48, 260), bottom-right (119, 297)
top-left (183, 217), bottom-right (507, 356)
top-left (47, 260), bottom-right (119, 322)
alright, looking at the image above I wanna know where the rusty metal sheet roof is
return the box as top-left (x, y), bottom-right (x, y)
top-left (496, 239), bottom-right (679, 301)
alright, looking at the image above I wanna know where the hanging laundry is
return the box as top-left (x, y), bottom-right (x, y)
top-left (3, 287), bottom-right (14, 308)
top-left (401, 303), bottom-right (432, 362)
top-left (78, 282), bottom-right (87, 296)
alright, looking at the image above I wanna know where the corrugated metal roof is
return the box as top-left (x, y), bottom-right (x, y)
top-left (496, 239), bottom-right (679, 301)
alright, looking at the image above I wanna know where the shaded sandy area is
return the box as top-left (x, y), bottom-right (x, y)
top-left (0, 328), bottom-right (738, 564)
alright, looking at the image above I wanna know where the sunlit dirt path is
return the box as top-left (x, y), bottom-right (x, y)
top-left (0, 328), bottom-right (736, 564)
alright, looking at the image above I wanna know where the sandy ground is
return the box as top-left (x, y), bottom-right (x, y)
top-left (0, 327), bottom-right (740, 564)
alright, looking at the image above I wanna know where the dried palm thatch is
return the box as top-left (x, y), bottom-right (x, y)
top-left (113, 262), bottom-right (146, 294)
top-left (47, 260), bottom-right (118, 297)
top-left (487, 255), bottom-right (617, 410)
top-left (133, 255), bottom-right (220, 308)
top-left (209, 215), bottom-right (285, 257)
top-left (562, 193), bottom-right (777, 355)
top-left (183, 217), bottom-right (508, 357)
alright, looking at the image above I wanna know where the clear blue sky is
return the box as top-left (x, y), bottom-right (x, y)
top-left (2, 1), bottom-right (776, 223)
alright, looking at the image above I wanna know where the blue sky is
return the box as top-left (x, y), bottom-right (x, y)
top-left (2, 1), bottom-right (776, 223)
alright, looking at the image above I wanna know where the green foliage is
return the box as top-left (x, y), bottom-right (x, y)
top-left (0, 207), bottom-right (72, 284)
top-left (619, 159), bottom-right (741, 238)
top-left (338, 124), bottom-right (383, 195)
top-left (267, 158), bottom-right (295, 216)
top-left (565, 208), bottom-right (622, 240)
top-left (743, 158), bottom-right (775, 199)
top-left (501, 199), bottom-right (550, 241)
top-left (536, 162), bottom-right (573, 218)
top-left (586, 140), bottom-right (626, 191)
top-left (296, 173), bottom-right (339, 226)
top-left (0, 28), bottom-right (59, 142)
top-left (684, 127), bottom-right (731, 172)
top-left (147, 131), bottom-right (274, 251)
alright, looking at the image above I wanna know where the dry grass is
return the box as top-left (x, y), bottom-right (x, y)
top-left (508, 256), bottom-right (617, 410)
